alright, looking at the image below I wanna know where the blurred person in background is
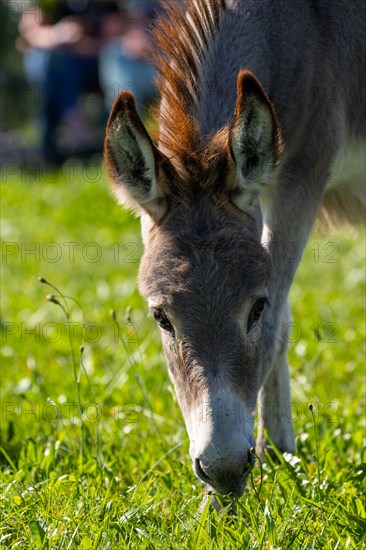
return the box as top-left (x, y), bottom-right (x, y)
top-left (17, 0), bottom-right (159, 164)
top-left (99, 1), bottom-right (161, 115)
top-left (18, 0), bottom-right (117, 163)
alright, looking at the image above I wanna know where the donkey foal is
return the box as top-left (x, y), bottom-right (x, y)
top-left (104, 0), bottom-right (366, 497)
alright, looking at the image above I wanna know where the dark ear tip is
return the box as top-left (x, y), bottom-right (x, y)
top-left (117, 90), bottom-right (137, 109)
top-left (237, 69), bottom-right (257, 86)
top-left (236, 69), bottom-right (267, 102)
top-left (107, 90), bottom-right (137, 127)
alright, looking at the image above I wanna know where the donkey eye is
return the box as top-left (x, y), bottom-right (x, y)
top-left (247, 298), bottom-right (269, 333)
top-left (151, 308), bottom-right (175, 336)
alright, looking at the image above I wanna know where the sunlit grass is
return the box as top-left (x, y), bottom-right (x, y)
top-left (1, 161), bottom-right (365, 548)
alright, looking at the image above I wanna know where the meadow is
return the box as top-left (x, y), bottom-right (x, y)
top-left (1, 159), bottom-right (365, 548)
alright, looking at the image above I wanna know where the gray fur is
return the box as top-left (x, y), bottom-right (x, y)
top-left (106, 0), bottom-right (366, 497)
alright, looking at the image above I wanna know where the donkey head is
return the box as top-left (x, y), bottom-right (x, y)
top-left (105, 70), bottom-right (282, 496)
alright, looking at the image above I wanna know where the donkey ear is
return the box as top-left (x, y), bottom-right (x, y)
top-left (229, 70), bottom-right (283, 208)
top-left (104, 91), bottom-right (170, 220)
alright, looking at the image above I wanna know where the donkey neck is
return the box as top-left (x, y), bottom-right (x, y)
top-left (192, 3), bottom-right (273, 137)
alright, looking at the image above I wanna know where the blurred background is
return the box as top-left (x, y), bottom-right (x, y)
top-left (1, 0), bottom-right (161, 166)
top-left (1, 3), bottom-right (365, 546)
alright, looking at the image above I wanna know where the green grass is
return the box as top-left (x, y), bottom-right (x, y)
top-left (1, 161), bottom-right (365, 549)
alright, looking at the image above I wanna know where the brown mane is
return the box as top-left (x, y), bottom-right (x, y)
top-left (151, 0), bottom-right (228, 184)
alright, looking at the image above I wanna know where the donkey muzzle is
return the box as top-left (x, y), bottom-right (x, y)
top-left (188, 389), bottom-right (256, 496)
top-left (194, 447), bottom-right (255, 497)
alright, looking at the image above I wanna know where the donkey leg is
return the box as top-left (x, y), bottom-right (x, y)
top-left (257, 161), bottom-right (334, 454)
top-left (256, 303), bottom-right (295, 456)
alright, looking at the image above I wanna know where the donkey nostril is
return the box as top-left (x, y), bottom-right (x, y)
top-left (245, 448), bottom-right (256, 471)
top-left (195, 459), bottom-right (212, 483)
